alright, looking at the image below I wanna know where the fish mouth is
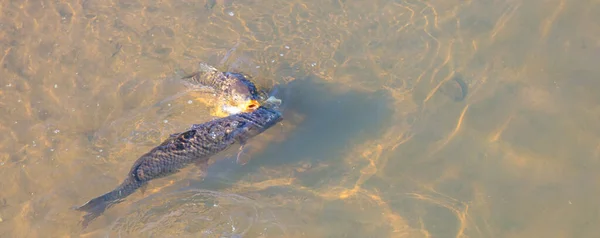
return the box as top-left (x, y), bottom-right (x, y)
top-left (243, 99), bottom-right (260, 112)
top-left (241, 96), bottom-right (282, 112)
top-left (219, 99), bottom-right (260, 116)
top-left (222, 94), bottom-right (282, 115)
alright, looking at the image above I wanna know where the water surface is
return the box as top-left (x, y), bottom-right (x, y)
top-left (1, 0), bottom-right (599, 237)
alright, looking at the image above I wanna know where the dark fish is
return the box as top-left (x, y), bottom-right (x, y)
top-left (181, 63), bottom-right (266, 115)
top-left (439, 74), bottom-right (468, 102)
top-left (74, 106), bottom-right (283, 228)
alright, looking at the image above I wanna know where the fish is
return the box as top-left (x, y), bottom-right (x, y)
top-left (74, 105), bottom-right (283, 228)
top-left (181, 63), bottom-right (268, 117)
top-left (438, 74), bottom-right (468, 102)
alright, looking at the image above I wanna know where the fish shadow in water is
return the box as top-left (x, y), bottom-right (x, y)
top-left (197, 75), bottom-right (395, 189)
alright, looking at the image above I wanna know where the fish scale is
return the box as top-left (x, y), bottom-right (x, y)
top-left (74, 106), bottom-right (283, 229)
top-left (181, 62), bottom-right (266, 116)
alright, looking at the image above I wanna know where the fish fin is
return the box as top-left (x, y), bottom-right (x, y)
top-left (263, 96), bottom-right (282, 109)
top-left (190, 124), bottom-right (203, 130)
top-left (174, 66), bottom-right (204, 82)
top-left (192, 159), bottom-right (210, 179)
top-left (139, 183), bottom-right (148, 195)
top-left (181, 62), bottom-right (224, 88)
top-left (73, 193), bottom-right (125, 229)
top-left (73, 178), bottom-right (143, 229)
top-left (197, 62), bottom-right (219, 73)
top-left (236, 144), bottom-right (252, 165)
top-left (156, 133), bottom-right (180, 147)
top-left (181, 62), bottom-right (219, 79)
top-left (174, 68), bottom-right (190, 79)
top-left (193, 159), bottom-right (209, 171)
top-left (180, 71), bottom-right (200, 80)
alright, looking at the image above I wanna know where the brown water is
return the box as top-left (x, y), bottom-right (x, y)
top-left (1, 0), bottom-right (599, 237)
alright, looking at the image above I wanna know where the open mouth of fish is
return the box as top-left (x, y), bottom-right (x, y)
top-left (221, 99), bottom-right (260, 114)
top-left (220, 96), bottom-right (282, 115)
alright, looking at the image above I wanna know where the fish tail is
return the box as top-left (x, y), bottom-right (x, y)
top-left (73, 177), bottom-right (144, 229)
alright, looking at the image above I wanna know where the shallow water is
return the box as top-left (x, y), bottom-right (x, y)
top-left (1, 0), bottom-right (600, 237)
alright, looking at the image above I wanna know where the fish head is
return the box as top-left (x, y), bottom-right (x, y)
top-left (219, 97), bottom-right (260, 116)
top-left (222, 72), bottom-right (264, 114)
top-left (228, 106), bottom-right (283, 143)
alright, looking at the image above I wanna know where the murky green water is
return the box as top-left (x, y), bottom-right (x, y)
top-left (1, 0), bottom-right (599, 237)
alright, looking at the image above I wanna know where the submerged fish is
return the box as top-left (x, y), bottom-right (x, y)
top-left (181, 63), bottom-right (269, 117)
top-left (74, 106), bottom-right (283, 228)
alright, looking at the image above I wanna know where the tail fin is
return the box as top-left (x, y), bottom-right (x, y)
top-left (73, 178), bottom-right (144, 229)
